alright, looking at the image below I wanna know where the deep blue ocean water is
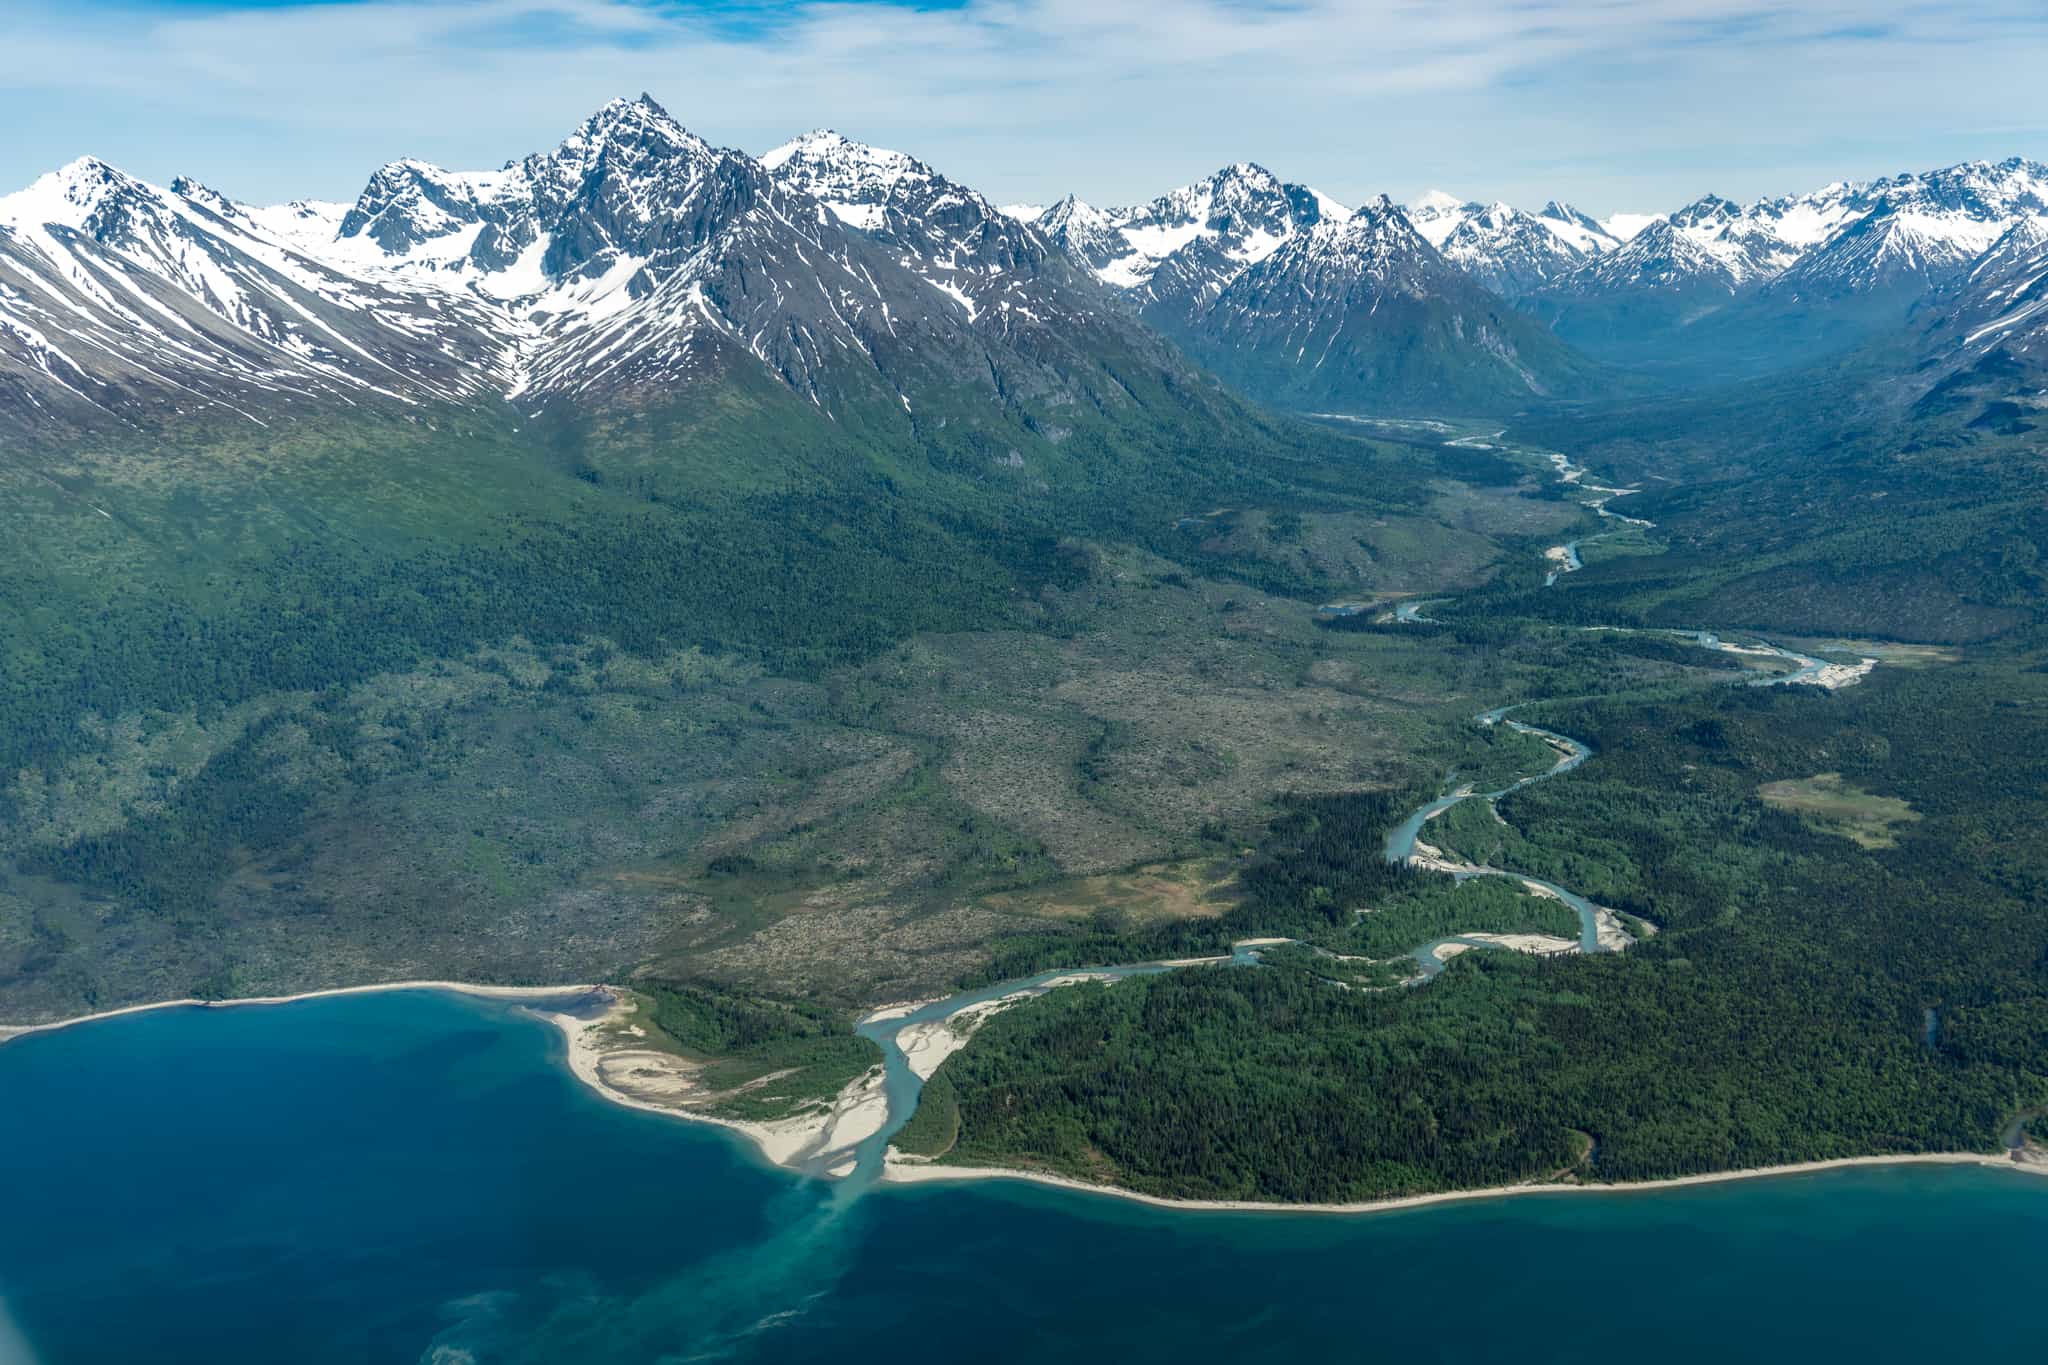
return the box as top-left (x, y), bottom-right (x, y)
top-left (3, 989), bottom-right (2044, 1364)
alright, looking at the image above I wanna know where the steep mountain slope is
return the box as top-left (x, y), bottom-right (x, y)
top-left (759, 127), bottom-right (1055, 280)
top-left (1404, 193), bottom-right (1618, 296)
top-left (1179, 198), bottom-right (1602, 414)
top-left (1766, 159), bottom-right (2048, 314)
top-left (0, 158), bottom-right (509, 435)
top-left (755, 128), bottom-right (1146, 366)
top-left (3, 96), bottom-right (1281, 489)
top-left (1530, 159), bottom-right (2048, 380)
top-left (1906, 215), bottom-right (2048, 434)
top-left (1026, 171), bottom-right (1609, 414)
top-left (306, 96), bottom-right (1119, 423)
top-left (1034, 163), bottom-right (1346, 321)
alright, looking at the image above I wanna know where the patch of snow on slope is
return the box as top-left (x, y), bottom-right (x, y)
top-left (1601, 212), bottom-right (1661, 242)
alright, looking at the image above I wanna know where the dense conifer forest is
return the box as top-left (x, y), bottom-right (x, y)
top-left (926, 650), bottom-right (2048, 1198)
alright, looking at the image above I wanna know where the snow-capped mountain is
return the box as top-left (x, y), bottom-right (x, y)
top-left (312, 95), bottom-right (941, 403)
top-left (1549, 159), bottom-right (2048, 304)
top-left (1401, 190), bottom-right (1473, 247)
top-left (1559, 192), bottom-right (1819, 301)
top-left (1532, 158), bottom-right (2048, 377)
top-left (7, 114), bottom-right (2045, 435)
top-left (1600, 212), bottom-right (1662, 243)
top-left (1909, 215), bottom-right (2048, 420)
top-left (1036, 163), bottom-right (1348, 321)
top-left (1952, 212), bottom-right (2048, 342)
top-left (0, 155), bottom-right (512, 428)
top-left (1767, 158), bottom-right (2048, 301)
top-left (1, 96), bottom-right (1207, 441)
top-left (758, 129), bottom-right (1097, 325)
top-left (1024, 163), bottom-right (1589, 410)
top-left (1179, 196), bottom-right (1598, 413)
top-left (1404, 195), bottom-right (1620, 296)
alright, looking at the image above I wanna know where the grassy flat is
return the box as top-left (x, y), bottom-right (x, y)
top-left (1759, 772), bottom-right (1921, 849)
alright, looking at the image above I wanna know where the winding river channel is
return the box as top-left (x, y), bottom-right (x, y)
top-left (832, 440), bottom-right (1869, 1191)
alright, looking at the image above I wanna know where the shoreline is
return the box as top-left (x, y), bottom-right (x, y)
top-left (0, 981), bottom-right (882, 1178)
top-left (526, 988), bottom-right (887, 1174)
top-left (10, 984), bottom-right (2042, 1216)
top-left (882, 1149), bottom-right (2048, 1214)
top-left (0, 979), bottom-right (605, 1045)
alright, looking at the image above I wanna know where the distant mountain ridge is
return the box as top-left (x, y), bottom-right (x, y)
top-left (1403, 192), bottom-right (1621, 295)
top-left (4, 103), bottom-right (2043, 433)
top-left (1012, 170), bottom-right (1601, 412)
top-left (1019, 163), bottom-right (1344, 297)
top-left (1522, 157), bottom-right (2048, 377)
top-left (1170, 196), bottom-right (1604, 413)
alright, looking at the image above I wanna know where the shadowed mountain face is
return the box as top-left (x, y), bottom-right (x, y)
top-left (1166, 198), bottom-right (1606, 415)
top-left (1021, 168), bottom-right (1607, 415)
top-left (1906, 216), bottom-right (2048, 435)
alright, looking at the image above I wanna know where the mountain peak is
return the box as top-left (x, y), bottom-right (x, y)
top-left (759, 128), bottom-right (922, 182)
top-left (1669, 194), bottom-right (1738, 228)
top-left (168, 175), bottom-right (237, 214)
top-left (761, 128), bottom-right (858, 170)
top-left (1309, 195), bottom-right (1432, 259)
top-left (0, 156), bottom-right (148, 234)
top-left (1540, 200), bottom-right (1608, 235)
top-left (554, 93), bottom-right (710, 170)
top-left (759, 127), bottom-right (968, 236)
top-left (1213, 161), bottom-right (1279, 186)
top-left (1412, 189), bottom-right (1468, 213)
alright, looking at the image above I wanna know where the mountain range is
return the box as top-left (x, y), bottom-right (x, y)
top-left (0, 97), bottom-right (1242, 473)
top-left (4, 94), bottom-right (2044, 435)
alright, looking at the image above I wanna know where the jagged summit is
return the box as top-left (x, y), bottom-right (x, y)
top-left (1400, 192), bottom-right (1619, 296)
top-left (1172, 190), bottom-right (1599, 413)
top-left (758, 128), bottom-right (951, 230)
top-left (6, 113), bottom-right (2045, 432)
top-left (1031, 161), bottom-right (1349, 329)
top-left (1548, 158), bottom-right (2048, 305)
top-left (0, 96), bottom-right (1212, 442)
top-left (0, 157), bottom-right (161, 241)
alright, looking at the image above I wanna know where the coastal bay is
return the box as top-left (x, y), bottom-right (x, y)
top-left (2, 988), bottom-right (2044, 1364)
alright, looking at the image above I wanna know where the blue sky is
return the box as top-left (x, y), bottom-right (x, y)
top-left (4, 0), bottom-right (2044, 215)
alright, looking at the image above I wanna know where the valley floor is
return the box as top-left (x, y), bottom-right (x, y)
top-left (6, 422), bottom-right (2047, 1210)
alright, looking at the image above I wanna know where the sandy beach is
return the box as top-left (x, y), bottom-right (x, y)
top-left (1806, 658), bottom-right (1878, 689)
top-left (11, 979), bottom-right (2043, 1215)
top-left (894, 993), bottom-right (1028, 1081)
top-left (1, 981), bottom-right (890, 1178)
top-left (858, 997), bottom-right (948, 1027)
top-left (1458, 931), bottom-right (1580, 956)
top-left (882, 1148), bottom-right (2048, 1215)
top-left (532, 989), bottom-right (889, 1172)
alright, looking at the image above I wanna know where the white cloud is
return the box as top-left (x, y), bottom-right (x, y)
top-left (0, 0), bottom-right (2042, 214)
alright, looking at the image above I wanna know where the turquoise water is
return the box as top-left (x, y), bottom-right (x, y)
top-left (3, 991), bottom-right (2045, 1364)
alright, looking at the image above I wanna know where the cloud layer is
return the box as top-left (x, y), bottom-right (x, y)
top-left (4, 0), bottom-right (2044, 213)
